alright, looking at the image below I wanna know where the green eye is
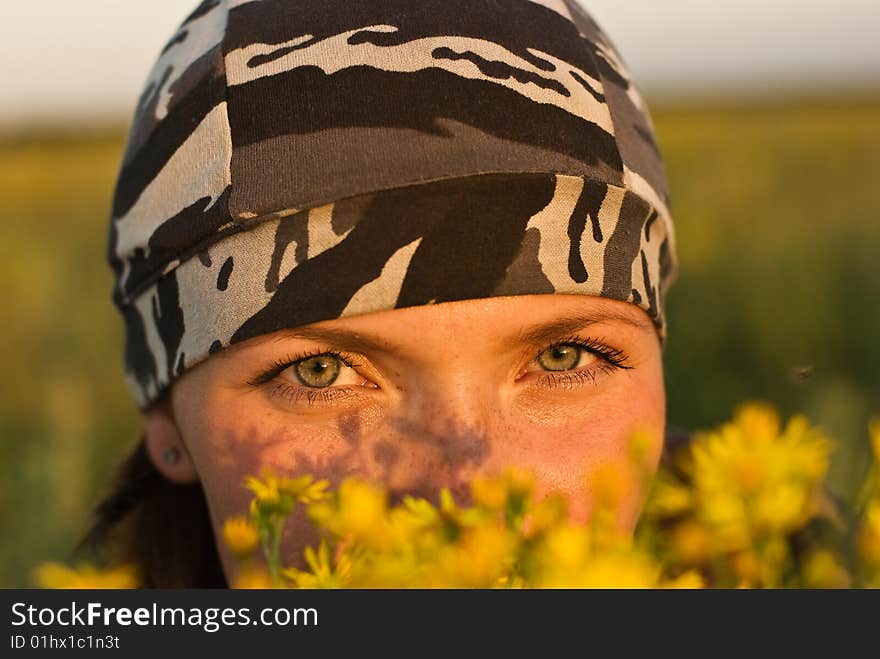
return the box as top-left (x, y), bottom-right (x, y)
top-left (294, 354), bottom-right (341, 388)
top-left (537, 344), bottom-right (582, 372)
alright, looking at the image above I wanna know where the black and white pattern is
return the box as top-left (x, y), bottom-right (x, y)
top-left (107, 0), bottom-right (677, 408)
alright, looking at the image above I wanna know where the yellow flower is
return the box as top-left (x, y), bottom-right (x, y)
top-left (756, 535), bottom-right (790, 588)
top-left (428, 524), bottom-right (517, 588)
top-left (643, 474), bottom-right (693, 518)
top-left (627, 427), bottom-right (660, 471)
top-left (223, 515), bottom-right (259, 557)
top-left (859, 500), bottom-right (880, 567)
top-left (698, 493), bottom-right (749, 551)
top-left (245, 469), bottom-right (329, 519)
top-left (538, 524), bottom-right (591, 573)
top-left (753, 484), bottom-right (810, 534)
top-left (397, 495), bottom-right (440, 526)
top-left (284, 542), bottom-right (351, 588)
top-left (802, 550), bottom-right (850, 589)
top-left (34, 562), bottom-right (138, 589)
top-left (338, 479), bottom-right (387, 536)
top-left (308, 478), bottom-right (389, 545)
top-left (231, 565), bottom-right (273, 589)
top-left (467, 468), bottom-right (536, 531)
top-left (781, 415), bottom-right (831, 481)
top-left (526, 493), bottom-right (568, 536)
top-left (348, 551), bottom-right (422, 588)
top-left (503, 466), bottom-right (536, 499)
top-left (730, 453), bottom-right (768, 494)
top-left (245, 470), bottom-right (283, 508)
top-left (663, 570), bottom-right (705, 589)
top-left (495, 573), bottom-right (526, 589)
top-left (587, 461), bottom-right (633, 513)
top-left (670, 520), bottom-right (712, 566)
top-left (685, 403), bottom-right (830, 547)
top-left (438, 487), bottom-right (459, 516)
top-left (733, 401), bottom-right (781, 443)
top-left (278, 474), bottom-right (330, 504)
top-left (732, 550), bottom-right (760, 586)
top-left (543, 551), bottom-right (661, 589)
top-left (471, 476), bottom-right (508, 510)
top-left (869, 417), bottom-right (880, 463)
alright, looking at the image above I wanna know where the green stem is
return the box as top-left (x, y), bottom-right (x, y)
top-left (267, 516), bottom-right (285, 586)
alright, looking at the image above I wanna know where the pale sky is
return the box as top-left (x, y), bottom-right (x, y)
top-left (1, 0), bottom-right (878, 124)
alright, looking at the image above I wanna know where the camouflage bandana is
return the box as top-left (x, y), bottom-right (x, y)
top-left (108, 0), bottom-right (677, 409)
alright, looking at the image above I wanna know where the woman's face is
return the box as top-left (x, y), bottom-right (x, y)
top-left (145, 293), bottom-right (666, 582)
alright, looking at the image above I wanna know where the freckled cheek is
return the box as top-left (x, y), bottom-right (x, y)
top-left (185, 412), bottom-right (369, 576)
top-left (192, 422), bottom-right (359, 499)
top-left (183, 397), bottom-right (393, 502)
top-left (506, 394), bottom-right (664, 525)
top-left (499, 421), bottom-right (617, 515)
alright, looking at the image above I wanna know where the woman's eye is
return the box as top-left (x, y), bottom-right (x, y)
top-left (292, 354), bottom-right (341, 388)
top-left (523, 340), bottom-right (629, 389)
top-left (534, 344), bottom-right (595, 372)
top-left (280, 353), bottom-right (372, 390)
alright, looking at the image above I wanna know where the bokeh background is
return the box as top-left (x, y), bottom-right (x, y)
top-left (1, 0), bottom-right (878, 587)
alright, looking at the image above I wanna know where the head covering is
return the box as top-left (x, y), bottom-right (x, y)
top-left (108, 0), bottom-right (677, 409)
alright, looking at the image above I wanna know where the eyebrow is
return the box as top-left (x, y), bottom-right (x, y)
top-left (503, 309), bottom-right (654, 350)
top-left (265, 308), bottom-right (652, 356)
top-left (267, 325), bottom-right (402, 355)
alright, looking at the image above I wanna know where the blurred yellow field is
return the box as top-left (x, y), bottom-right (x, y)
top-left (1, 94), bottom-right (878, 587)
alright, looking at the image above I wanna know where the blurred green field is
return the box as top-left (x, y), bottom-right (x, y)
top-left (1, 94), bottom-right (878, 587)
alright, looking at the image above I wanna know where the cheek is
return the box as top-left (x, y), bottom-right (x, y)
top-left (508, 371), bottom-right (665, 528)
top-left (181, 398), bottom-right (382, 515)
top-left (175, 393), bottom-right (390, 578)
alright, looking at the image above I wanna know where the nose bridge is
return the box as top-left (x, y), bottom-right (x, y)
top-left (388, 369), bottom-right (499, 477)
top-left (400, 325), bottom-right (504, 420)
top-left (414, 352), bottom-right (502, 422)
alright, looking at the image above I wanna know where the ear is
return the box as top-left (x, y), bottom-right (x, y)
top-left (143, 398), bottom-right (199, 484)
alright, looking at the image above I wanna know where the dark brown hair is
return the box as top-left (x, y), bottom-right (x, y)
top-left (77, 438), bottom-right (227, 588)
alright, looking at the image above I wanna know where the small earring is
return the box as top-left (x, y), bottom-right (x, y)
top-left (163, 447), bottom-right (181, 465)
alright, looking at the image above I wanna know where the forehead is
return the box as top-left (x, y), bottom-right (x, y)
top-left (237, 293), bottom-right (655, 356)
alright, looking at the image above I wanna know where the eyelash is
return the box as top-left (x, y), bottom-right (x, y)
top-left (530, 334), bottom-right (632, 390)
top-left (249, 337), bottom-right (631, 406)
top-left (248, 349), bottom-right (364, 387)
top-left (248, 349), bottom-right (369, 408)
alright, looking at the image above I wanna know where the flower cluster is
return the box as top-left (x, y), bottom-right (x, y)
top-left (228, 470), bottom-right (329, 586)
top-left (243, 467), bottom-right (694, 589)
top-left (642, 403), bottom-right (838, 587)
top-left (34, 403), bottom-right (880, 589)
top-left (858, 419), bottom-right (880, 587)
top-left (33, 562), bottom-right (138, 589)
top-left (217, 404), bottom-right (880, 589)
